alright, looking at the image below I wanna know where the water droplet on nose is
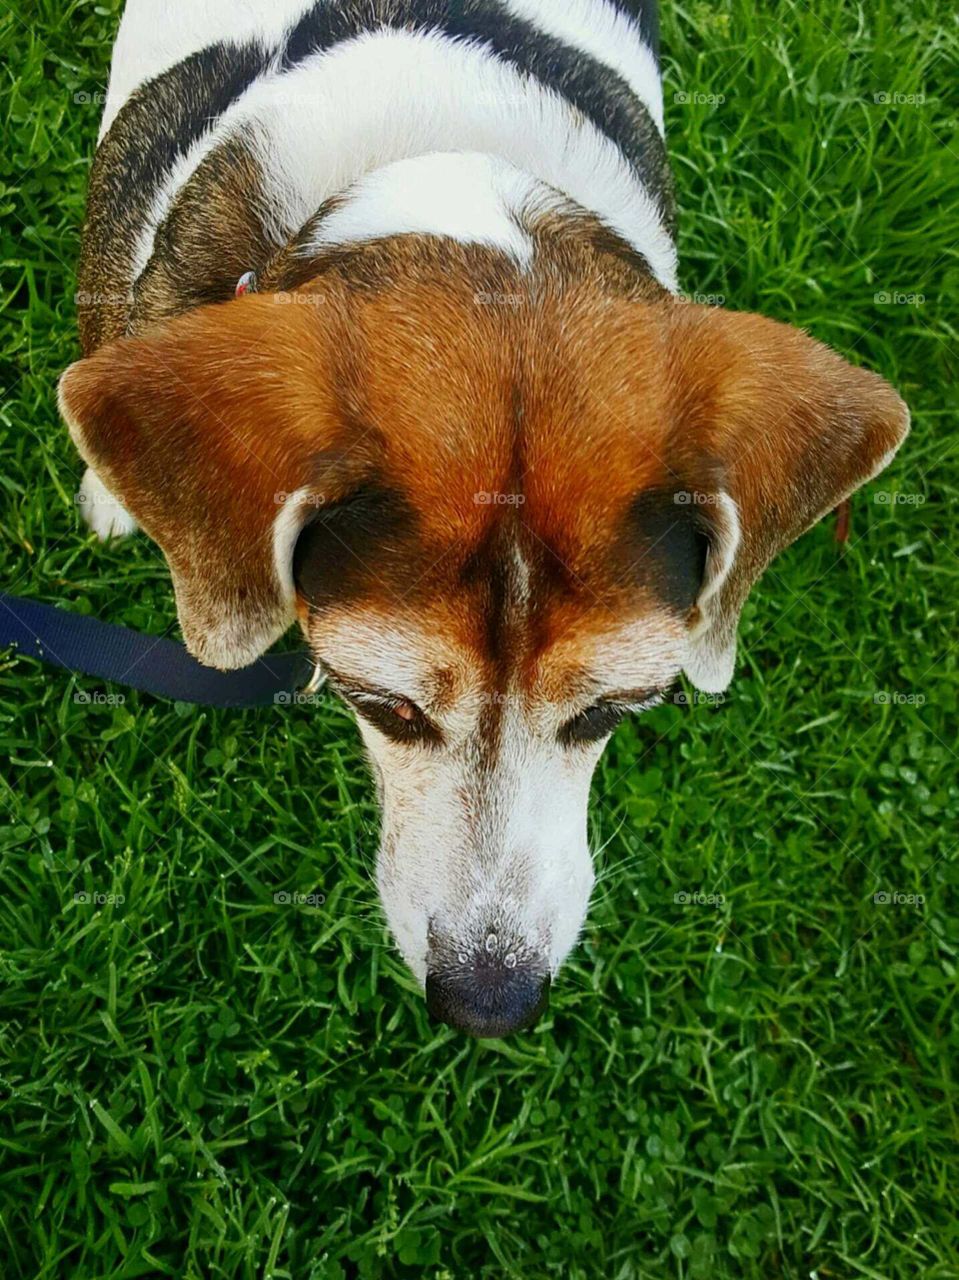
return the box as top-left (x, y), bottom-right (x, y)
top-left (485, 933), bottom-right (497, 952)
top-left (504, 952), bottom-right (517, 969)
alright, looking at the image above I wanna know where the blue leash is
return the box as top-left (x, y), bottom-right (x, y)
top-left (0, 592), bottom-right (314, 708)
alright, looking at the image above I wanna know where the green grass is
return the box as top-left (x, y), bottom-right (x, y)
top-left (1, 1), bottom-right (958, 1276)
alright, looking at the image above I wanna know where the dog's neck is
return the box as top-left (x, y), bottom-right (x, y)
top-left (130, 151), bottom-right (667, 334)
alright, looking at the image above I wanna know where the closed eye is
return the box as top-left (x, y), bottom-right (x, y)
top-left (321, 664), bottom-right (441, 747)
top-left (559, 689), bottom-right (664, 747)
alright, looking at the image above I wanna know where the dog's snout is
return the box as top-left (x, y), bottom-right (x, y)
top-left (425, 933), bottom-right (550, 1038)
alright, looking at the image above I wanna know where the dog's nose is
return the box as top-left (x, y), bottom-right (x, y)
top-left (425, 944), bottom-right (550, 1038)
top-left (426, 967), bottom-right (550, 1037)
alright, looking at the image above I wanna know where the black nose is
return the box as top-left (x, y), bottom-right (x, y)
top-left (425, 961), bottom-right (550, 1038)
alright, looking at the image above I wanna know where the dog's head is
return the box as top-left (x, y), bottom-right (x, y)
top-left (59, 252), bottom-right (908, 1035)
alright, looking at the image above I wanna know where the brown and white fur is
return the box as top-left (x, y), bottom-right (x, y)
top-left (58, 0), bottom-right (909, 1036)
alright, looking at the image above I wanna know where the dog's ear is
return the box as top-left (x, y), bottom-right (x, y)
top-left (664, 304), bottom-right (910, 692)
top-left (58, 295), bottom-right (363, 669)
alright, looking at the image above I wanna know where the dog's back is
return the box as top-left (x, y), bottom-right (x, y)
top-left (79, 0), bottom-right (674, 351)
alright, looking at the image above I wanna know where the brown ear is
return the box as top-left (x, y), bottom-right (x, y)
top-left (665, 305), bottom-right (910, 691)
top-left (58, 295), bottom-right (362, 669)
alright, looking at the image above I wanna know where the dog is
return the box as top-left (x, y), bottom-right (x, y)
top-left (58, 0), bottom-right (909, 1037)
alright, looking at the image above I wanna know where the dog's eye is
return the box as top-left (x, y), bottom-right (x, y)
top-left (350, 693), bottom-right (440, 746)
top-left (559, 701), bottom-right (631, 746)
top-left (322, 666), bottom-right (441, 747)
top-left (559, 690), bottom-right (663, 747)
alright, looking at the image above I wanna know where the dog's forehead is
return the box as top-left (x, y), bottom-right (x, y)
top-left (297, 274), bottom-right (701, 682)
top-left (320, 268), bottom-right (680, 545)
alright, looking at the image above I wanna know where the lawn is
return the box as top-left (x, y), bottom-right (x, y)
top-left (1, 1), bottom-right (958, 1277)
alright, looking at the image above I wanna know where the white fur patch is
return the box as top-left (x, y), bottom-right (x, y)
top-left (545, 611), bottom-right (690, 702)
top-left (76, 467), bottom-right (139, 540)
top-left (309, 615), bottom-right (478, 730)
top-left (501, 0), bottom-right (665, 134)
top-left (368, 696), bottom-right (598, 983)
top-left (692, 490), bottom-right (742, 613)
top-left (271, 484), bottom-right (324, 612)
top-left (301, 153), bottom-right (550, 267)
top-left (683, 490), bottom-right (742, 693)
